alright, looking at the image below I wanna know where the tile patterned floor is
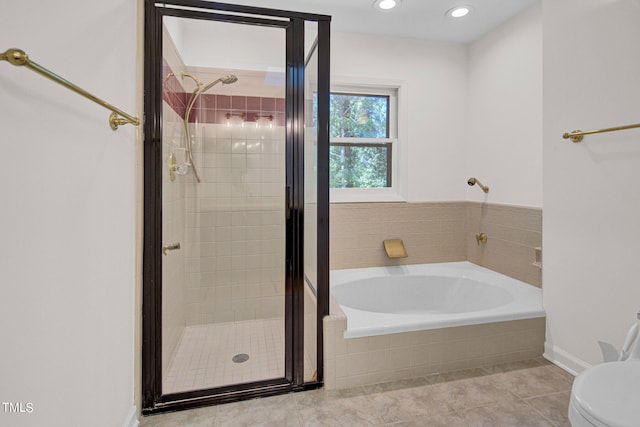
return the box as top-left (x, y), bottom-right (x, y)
top-left (144, 357), bottom-right (573, 426)
top-left (164, 319), bottom-right (286, 393)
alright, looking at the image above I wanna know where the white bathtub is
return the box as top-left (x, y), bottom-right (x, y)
top-left (330, 261), bottom-right (545, 338)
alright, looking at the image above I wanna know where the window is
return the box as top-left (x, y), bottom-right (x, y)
top-left (329, 92), bottom-right (391, 188)
top-left (316, 84), bottom-right (400, 201)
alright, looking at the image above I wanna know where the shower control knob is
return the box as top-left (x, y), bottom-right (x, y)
top-left (475, 233), bottom-right (488, 245)
top-left (162, 242), bottom-right (181, 255)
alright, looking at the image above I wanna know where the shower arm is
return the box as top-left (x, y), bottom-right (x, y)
top-left (180, 74), bottom-right (237, 184)
top-left (181, 73), bottom-right (203, 183)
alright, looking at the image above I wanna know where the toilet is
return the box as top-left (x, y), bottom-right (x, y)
top-left (569, 361), bottom-right (640, 426)
top-left (569, 314), bottom-right (640, 427)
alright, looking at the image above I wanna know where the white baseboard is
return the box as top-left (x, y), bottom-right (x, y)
top-left (544, 342), bottom-right (591, 376)
top-left (122, 405), bottom-right (139, 427)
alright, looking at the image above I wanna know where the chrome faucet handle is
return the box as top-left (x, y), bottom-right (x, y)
top-left (162, 242), bottom-right (181, 256)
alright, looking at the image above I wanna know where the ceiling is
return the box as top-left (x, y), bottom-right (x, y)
top-left (222, 0), bottom-right (538, 43)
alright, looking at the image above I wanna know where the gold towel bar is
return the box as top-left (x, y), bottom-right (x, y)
top-left (0, 48), bottom-right (139, 130)
top-left (563, 122), bottom-right (640, 143)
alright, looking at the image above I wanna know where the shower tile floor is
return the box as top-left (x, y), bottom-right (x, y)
top-left (164, 318), bottom-right (314, 394)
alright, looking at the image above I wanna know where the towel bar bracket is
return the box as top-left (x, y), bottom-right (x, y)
top-left (563, 122), bottom-right (640, 143)
top-left (564, 130), bottom-right (584, 143)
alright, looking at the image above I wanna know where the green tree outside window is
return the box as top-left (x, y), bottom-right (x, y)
top-left (316, 93), bottom-right (392, 188)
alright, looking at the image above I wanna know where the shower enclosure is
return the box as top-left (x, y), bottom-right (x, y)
top-left (143, 0), bottom-right (329, 413)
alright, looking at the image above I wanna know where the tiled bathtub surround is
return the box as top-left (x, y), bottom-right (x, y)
top-left (330, 201), bottom-right (542, 287)
top-left (323, 299), bottom-right (545, 390)
top-left (330, 202), bottom-right (467, 270)
top-left (467, 202), bottom-right (542, 287)
top-left (327, 201), bottom-right (544, 389)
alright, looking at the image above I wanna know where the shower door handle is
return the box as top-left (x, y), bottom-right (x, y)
top-left (162, 242), bottom-right (181, 255)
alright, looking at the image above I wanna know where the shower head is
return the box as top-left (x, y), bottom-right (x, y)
top-left (201, 74), bottom-right (238, 93)
top-left (467, 177), bottom-right (489, 193)
top-left (220, 74), bottom-right (238, 84)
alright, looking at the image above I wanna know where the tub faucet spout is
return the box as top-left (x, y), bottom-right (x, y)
top-left (383, 239), bottom-right (408, 258)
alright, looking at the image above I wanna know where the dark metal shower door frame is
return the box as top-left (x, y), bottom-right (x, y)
top-left (142, 0), bottom-right (330, 414)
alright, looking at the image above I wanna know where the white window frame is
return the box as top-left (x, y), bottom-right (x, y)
top-left (329, 78), bottom-right (406, 203)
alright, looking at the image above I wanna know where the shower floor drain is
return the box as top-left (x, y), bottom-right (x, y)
top-left (232, 353), bottom-right (250, 363)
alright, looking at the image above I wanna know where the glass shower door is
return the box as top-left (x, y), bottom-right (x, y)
top-left (143, 0), bottom-right (330, 412)
top-left (160, 15), bottom-right (287, 394)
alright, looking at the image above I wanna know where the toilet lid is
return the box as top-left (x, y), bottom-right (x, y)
top-left (573, 361), bottom-right (640, 427)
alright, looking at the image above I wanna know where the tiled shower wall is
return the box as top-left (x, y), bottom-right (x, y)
top-left (163, 26), bottom-right (287, 327)
top-left (183, 123), bottom-right (286, 325)
top-left (330, 201), bottom-right (542, 287)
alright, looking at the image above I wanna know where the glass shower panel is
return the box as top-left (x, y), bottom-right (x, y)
top-left (303, 38), bottom-right (319, 382)
top-left (161, 16), bottom-right (287, 393)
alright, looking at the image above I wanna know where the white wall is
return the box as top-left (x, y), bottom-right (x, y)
top-left (466, 2), bottom-right (542, 208)
top-left (331, 32), bottom-right (468, 202)
top-left (543, 0), bottom-right (640, 373)
top-left (0, 0), bottom-right (137, 426)
top-left (332, 22), bottom-right (543, 206)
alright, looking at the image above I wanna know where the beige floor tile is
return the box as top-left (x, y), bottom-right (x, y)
top-left (427, 375), bottom-right (520, 411)
top-left (481, 359), bottom-right (545, 374)
top-left (534, 356), bottom-right (553, 366)
top-left (425, 367), bottom-right (489, 384)
top-left (294, 387), bottom-right (367, 410)
top-left (297, 395), bottom-right (384, 426)
top-left (370, 387), bottom-right (456, 424)
top-left (462, 401), bottom-right (555, 427)
top-left (493, 366), bottom-right (573, 399)
top-left (140, 405), bottom-right (217, 427)
top-left (141, 358), bottom-right (575, 427)
top-left (215, 394), bottom-right (299, 427)
top-left (361, 377), bottom-right (431, 395)
top-left (525, 391), bottom-right (572, 427)
top-left (384, 412), bottom-right (471, 427)
top-left (546, 364), bottom-right (576, 383)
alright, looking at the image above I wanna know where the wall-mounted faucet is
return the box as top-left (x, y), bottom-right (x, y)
top-left (383, 239), bottom-right (408, 258)
top-left (467, 177), bottom-right (489, 193)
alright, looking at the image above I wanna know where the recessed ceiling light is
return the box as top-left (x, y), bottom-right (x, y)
top-left (447, 6), bottom-right (471, 18)
top-left (374, 0), bottom-right (400, 11)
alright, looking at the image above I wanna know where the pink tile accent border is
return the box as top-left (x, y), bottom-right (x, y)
top-left (162, 59), bottom-right (285, 126)
top-left (186, 93), bottom-right (285, 126)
